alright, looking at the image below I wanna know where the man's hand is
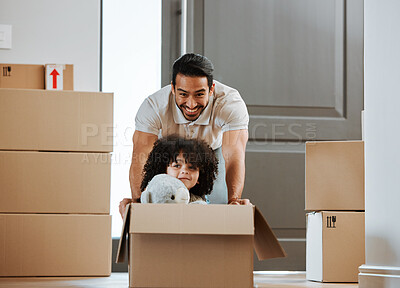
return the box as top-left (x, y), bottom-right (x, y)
top-left (228, 198), bottom-right (252, 205)
top-left (119, 198), bottom-right (133, 218)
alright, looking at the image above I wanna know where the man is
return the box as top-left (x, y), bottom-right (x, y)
top-left (119, 53), bottom-right (249, 217)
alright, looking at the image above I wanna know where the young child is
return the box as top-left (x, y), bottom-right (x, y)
top-left (140, 135), bottom-right (218, 203)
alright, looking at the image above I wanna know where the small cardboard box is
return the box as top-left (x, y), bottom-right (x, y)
top-left (0, 64), bottom-right (44, 89)
top-left (0, 214), bottom-right (112, 276)
top-left (0, 88), bottom-right (113, 152)
top-left (305, 141), bottom-right (364, 211)
top-left (0, 64), bottom-right (73, 90)
top-left (0, 151), bottom-right (111, 214)
top-left (306, 211), bottom-right (365, 283)
top-left (117, 204), bottom-right (286, 288)
top-left (45, 64), bottom-right (74, 90)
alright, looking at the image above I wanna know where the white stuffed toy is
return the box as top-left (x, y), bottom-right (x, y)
top-left (140, 174), bottom-right (189, 204)
top-left (140, 174), bottom-right (207, 204)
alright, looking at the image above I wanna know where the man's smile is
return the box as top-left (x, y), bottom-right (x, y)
top-left (185, 107), bottom-right (199, 113)
top-left (182, 105), bottom-right (202, 115)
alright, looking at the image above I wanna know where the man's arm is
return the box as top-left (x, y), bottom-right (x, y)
top-left (119, 130), bottom-right (157, 218)
top-left (129, 130), bottom-right (158, 200)
top-left (221, 129), bottom-right (249, 204)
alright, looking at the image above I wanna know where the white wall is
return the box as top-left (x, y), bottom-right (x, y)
top-left (102, 0), bottom-right (161, 237)
top-left (0, 0), bottom-right (100, 91)
top-left (360, 0), bottom-right (400, 286)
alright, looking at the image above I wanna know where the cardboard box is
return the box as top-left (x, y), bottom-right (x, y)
top-left (117, 204), bottom-right (286, 288)
top-left (306, 211), bottom-right (365, 283)
top-left (305, 141), bottom-right (364, 211)
top-left (0, 151), bottom-right (111, 214)
top-left (0, 214), bottom-right (112, 276)
top-left (0, 88), bottom-right (113, 152)
top-left (63, 64), bottom-right (74, 90)
top-left (45, 64), bottom-right (74, 90)
top-left (0, 64), bottom-right (44, 89)
top-left (0, 64), bottom-right (73, 90)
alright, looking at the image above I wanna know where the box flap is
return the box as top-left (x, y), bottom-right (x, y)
top-left (116, 203), bottom-right (131, 263)
top-left (129, 204), bottom-right (254, 235)
top-left (253, 206), bottom-right (287, 260)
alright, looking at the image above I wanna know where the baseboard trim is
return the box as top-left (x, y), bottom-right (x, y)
top-left (359, 265), bottom-right (400, 288)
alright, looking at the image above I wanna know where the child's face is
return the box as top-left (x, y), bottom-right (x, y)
top-left (166, 153), bottom-right (200, 190)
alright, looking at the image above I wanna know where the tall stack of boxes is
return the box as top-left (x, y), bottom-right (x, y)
top-left (305, 141), bottom-right (365, 283)
top-left (0, 65), bottom-right (113, 276)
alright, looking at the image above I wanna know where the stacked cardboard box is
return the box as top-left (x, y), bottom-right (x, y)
top-left (0, 88), bottom-right (113, 276)
top-left (0, 63), bottom-right (73, 90)
top-left (305, 141), bottom-right (365, 283)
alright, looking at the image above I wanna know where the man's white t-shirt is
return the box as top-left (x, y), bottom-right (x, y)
top-left (135, 80), bottom-right (249, 150)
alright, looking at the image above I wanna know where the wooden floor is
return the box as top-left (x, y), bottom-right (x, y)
top-left (0, 272), bottom-right (358, 287)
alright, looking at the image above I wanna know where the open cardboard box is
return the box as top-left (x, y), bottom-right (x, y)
top-left (117, 203), bottom-right (286, 288)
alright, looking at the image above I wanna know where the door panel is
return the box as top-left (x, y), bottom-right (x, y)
top-left (254, 238), bottom-right (306, 271)
top-left (204, 0), bottom-right (344, 109)
top-left (203, 0), bottom-right (363, 141)
top-left (162, 0), bottom-right (364, 271)
top-left (243, 142), bottom-right (305, 229)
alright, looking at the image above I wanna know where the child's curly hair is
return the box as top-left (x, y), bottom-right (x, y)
top-left (141, 135), bottom-right (218, 197)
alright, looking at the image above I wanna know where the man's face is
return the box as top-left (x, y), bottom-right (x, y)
top-left (172, 73), bottom-right (214, 121)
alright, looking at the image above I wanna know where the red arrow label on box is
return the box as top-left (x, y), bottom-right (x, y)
top-left (50, 69), bottom-right (60, 89)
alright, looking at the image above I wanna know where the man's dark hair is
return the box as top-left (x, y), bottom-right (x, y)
top-left (172, 53), bottom-right (214, 89)
top-left (141, 135), bottom-right (218, 197)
